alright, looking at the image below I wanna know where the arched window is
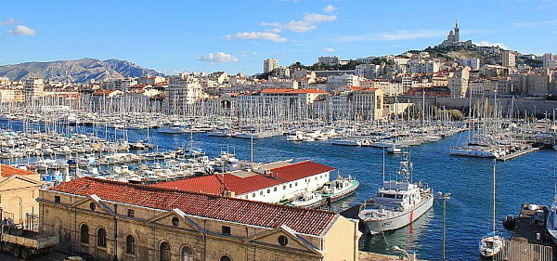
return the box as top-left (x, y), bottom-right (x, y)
top-left (126, 235), bottom-right (135, 254)
top-left (80, 224), bottom-right (89, 244)
top-left (220, 255), bottom-right (232, 261)
top-left (181, 246), bottom-right (194, 261)
top-left (97, 228), bottom-right (107, 248)
top-left (160, 242), bottom-right (171, 261)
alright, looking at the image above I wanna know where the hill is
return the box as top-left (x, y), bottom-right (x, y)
top-left (0, 58), bottom-right (164, 83)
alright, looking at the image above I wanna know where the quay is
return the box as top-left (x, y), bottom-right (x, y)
top-left (496, 147), bottom-right (541, 161)
top-left (501, 203), bottom-right (553, 261)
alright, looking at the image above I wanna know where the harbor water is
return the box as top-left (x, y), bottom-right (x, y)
top-left (2, 121), bottom-right (557, 260)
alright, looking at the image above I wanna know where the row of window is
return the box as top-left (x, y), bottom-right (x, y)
top-left (80, 224), bottom-right (232, 261)
top-left (248, 174), bottom-right (327, 199)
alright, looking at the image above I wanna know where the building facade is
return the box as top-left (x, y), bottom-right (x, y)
top-left (263, 58), bottom-right (279, 74)
top-left (39, 177), bottom-right (360, 261)
top-left (0, 164), bottom-right (42, 224)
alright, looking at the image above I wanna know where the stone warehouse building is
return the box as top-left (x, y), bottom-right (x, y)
top-left (0, 164), bottom-right (42, 225)
top-left (39, 177), bottom-right (361, 261)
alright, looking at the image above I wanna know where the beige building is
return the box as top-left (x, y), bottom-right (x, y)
top-left (0, 164), bottom-right (42, 224)
top-left (502, 51), bottom-right (516, 68)
top-left (0, 89), bottom-right (25, 103)
top-left (40, 177), bottom-right (361, 261)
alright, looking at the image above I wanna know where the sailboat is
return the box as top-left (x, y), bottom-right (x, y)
top-left (479, 160), bottom-right (505, 258)
top-left (546, 168), bottom-right (557, 243)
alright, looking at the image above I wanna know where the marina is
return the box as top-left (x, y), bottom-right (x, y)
top-left (0, 117), bottom-right (556, 260)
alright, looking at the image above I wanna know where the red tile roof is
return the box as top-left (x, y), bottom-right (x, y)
top-left (262, 89), bottom-right (328, 94)
top-left (1, 164), bottom-right (37, 177)
top-left (49, 177), bottom-right (338, 236)
top-left (153, 161), bottom-right (335, 195)
top-left (92, 90), bottom-right (116, 96)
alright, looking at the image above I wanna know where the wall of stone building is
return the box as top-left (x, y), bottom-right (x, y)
top-left (39, 190), bottom-right (339, 261)
top-left (322, 217), bottom-right (360, 261)
top-left (0, 175), bottom-right (41, 224)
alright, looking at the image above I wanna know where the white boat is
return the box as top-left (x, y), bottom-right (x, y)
top-left (358, 152), bottom-right (434, 234)
top-left (479, 161), bottom-right (505, 258)
top-left (547, 194), bottom-right (557, 244)
top-left (289, 191), bottom-right (326, 208)
top-left (320, 174), bottom-right (359, 202)
top-left (331, 139), bottom-right (361, 146)
top-left (158, 122), bottom-right (186, 134)
top-left (449, 146), bottom-right (497, 158)
top-left (554, 144), bottom-right (557, 151)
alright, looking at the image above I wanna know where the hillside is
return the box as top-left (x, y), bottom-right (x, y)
top-left (0, 58), bottom-right (164, 83)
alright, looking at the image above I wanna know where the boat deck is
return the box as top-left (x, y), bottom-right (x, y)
top-left (496, 147), bottom-right (540, 161)
top-left (502, 202), bottom-right (554, 261)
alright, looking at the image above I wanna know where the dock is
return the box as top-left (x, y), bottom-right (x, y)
top-left (501, 203), bottom-right (553, 261)
top-left (496, 147), bottom-right (540, 161)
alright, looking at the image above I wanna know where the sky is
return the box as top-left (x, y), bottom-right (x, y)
top-left (1, 0), bottom-right (557, 75)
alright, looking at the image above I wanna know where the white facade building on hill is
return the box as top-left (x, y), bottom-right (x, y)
top-left (263, 58), bottom-right (279, 74)
top-left (167, 73), bottom-right (207, 112)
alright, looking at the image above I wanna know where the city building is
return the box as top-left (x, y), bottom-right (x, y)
top-left (167, 73), bottom-right (207, 113)
top-left (325, 74), bottom-right (363, 91)
top-left (263, 58), bottom-right (279, 74)
top-left (317, 56), bottom-right (341, 67)
top-left (40, 177), bottom-right (360, 261)
top-left (153, 160), bottom-right (334, 203)
top-left (459, 58), bottom-right (481, 70)
top-left (23, 78), bottom-right (45, 100)
top-left (0, 89), bottom-right (25, 103)
top-left (543, 53), bottom-right (556, 69)
top-left (448, 67), bottom-right (471, 98)
top-left (0, 164), bottom-right (42, 225)
top-left (502, 51), bottom-right (516, 68)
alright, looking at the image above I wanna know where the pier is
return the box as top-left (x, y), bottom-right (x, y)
top-left (502, 203), bottom-right (553, 261)
top-left (496, 147), bottom-right (540, 161)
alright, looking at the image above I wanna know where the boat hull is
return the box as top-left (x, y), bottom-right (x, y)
top-left (361, 195), bottom-right (434, 234)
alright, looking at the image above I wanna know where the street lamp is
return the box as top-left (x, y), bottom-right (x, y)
top-left (438, 191), bottom-right (452, 261)
top-left (391, 245), bottom-right (415, 261)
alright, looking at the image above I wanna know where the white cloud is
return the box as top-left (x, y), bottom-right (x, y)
top-left (323, 5), bottom-right (336, 13)
top-left (0, 18), bottom-right (15, 26)
top-left (514, 20), bottom-right (557, 27)
top-left (224, 32), bottom-right (287, 42)
top-left (338, 30), bottom-right (446, 42)
top-left (323, 47), bottom-right (335, 53)
top-left (237, 51), bottom-right (258, 57)
top-left (474, 41), bottom-right (509, 50)
top-left (261, 13), bottom-right (336, 33)
top-left (198, 52), bottom-right (238, 63)
top-left (5, 25), bottom-right (36, 36)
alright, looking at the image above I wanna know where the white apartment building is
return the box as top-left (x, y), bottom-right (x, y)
top-left (543, 53), bottom-right (556, 69)
top-left (263, 58), bottom-right (279, 74)
top-left (167, 73), bottom-right (206, 112)
top-left (137, 76), bottom-right (166, 85)
top-left (459, 58), bottom-right (480, 70)
top-left (317, 56), bottom-right (340, 66)
top-left (23, 78), bottom-right (45, 100)
top-left (355, 64), bottom-right (381, 79)
top-left (330, 88), bottom-right (384, 121)
top-left (407, 60), bottom-right (440, 73)
top-left (448, 67), bottom-right (471, 98)
top-left (361, 80), bottom-right (404, 96)
top-left (325, 74), bottom-right (363, 91)
top-left (502, 51), bottom-right (516, 68)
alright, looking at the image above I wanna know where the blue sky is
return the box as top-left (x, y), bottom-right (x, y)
top-left (1, 0), bottom-right (556, 75)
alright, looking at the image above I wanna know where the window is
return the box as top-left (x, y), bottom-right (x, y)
top-left (54, 196), bottom-right (60, 203)
top-left (278, 235), bottom-right (288, 246)
top-left (80, 224), bottom-right (89, 244)
top-left (97, 228), bottom-right (107, 248)
top-left (267, 189), bottom-right (270, 194)
top-left (160, 242), bottom-right (171, 261)
top-left (90, 202), bottom-right (96, 211)
top-left (283, 185), bottom-right (286, 190)
top-left (273, 187), bottom-right (277, 192)
top-left (182, 246), bottom-right (194, 261)
top-left (222, 226), bottom-right (231, 235)
top-left (260, 191), bottom-right (263, 195)
top-left (126, 235), bottom-right (135, 254)
top-left (172, 217), bottom-right (180, 226)
top-left (220, 256), bottom-right (232, 261)
top-left (127, 209), bottom-right (135, 218)
top-left (252, 193), bottom-right (255, 197)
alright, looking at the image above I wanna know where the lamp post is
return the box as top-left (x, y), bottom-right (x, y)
top-left (438, 191), bottom-right (452, 261)
top-left (391, 245), bottom-right (415, 261)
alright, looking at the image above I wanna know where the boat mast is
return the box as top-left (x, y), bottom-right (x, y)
top-left (492, 160), bottom-right (497, 233)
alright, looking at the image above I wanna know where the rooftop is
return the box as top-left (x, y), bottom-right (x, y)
top-left (49, 177), bottom-right (338, 236)
top-left (1, 164), bottom-right (38, 177)
top-left (153, 160), bottom-right (335, 195)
